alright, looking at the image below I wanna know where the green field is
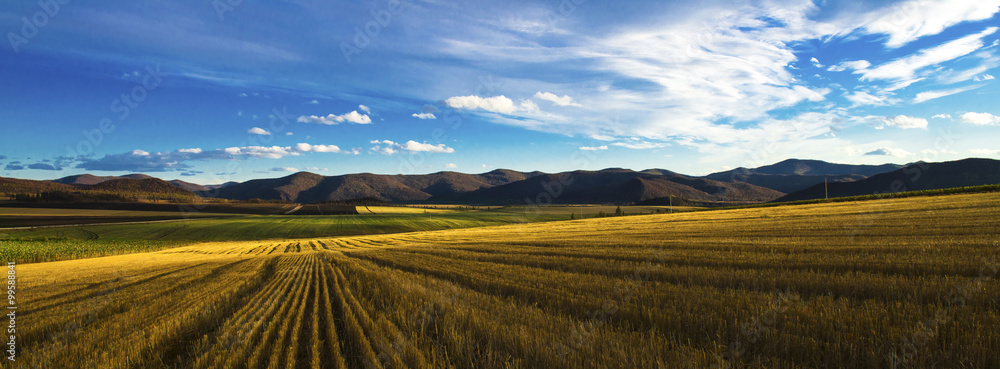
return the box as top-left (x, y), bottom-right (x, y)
top-left (0, 210), bottom-right (567, 263)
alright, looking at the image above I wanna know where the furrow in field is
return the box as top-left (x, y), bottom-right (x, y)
top-left (316, 257), bottom-right (349, 369)
top-left (247, 256), bottom-right (313, 368)
top-left (193, 256), bottom-right (301, 369)
top-left (327, 259), bottom-right (381, 369)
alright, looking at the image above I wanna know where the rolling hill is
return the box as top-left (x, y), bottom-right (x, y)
top-left (206, 170), bottom-right (541, 203)
top-left (775, 158), bottom-right (1000, 202)
top-left (427, 168), bottom-right (784, 205)
top-left (2, 176), bottom-right (199, 202)
top-left (705, 159), bottom-right (902, 193)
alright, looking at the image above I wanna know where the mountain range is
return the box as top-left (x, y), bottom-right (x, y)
top-left (1, 158), bottom-right (997, 205)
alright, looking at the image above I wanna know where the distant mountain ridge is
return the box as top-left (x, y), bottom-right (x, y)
top-left (426, 169), bottom-right (784, 205)
top-left (4, 158), bottom-right (994, 205)
top-left (206, 170), bottom-right (543, 203)
top-left (705, 159), bottom-right (903, 193)
top-left (776, 158), bottom-right (1000, 202)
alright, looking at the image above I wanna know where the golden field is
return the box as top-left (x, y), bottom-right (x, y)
top-left (11, 192), bottom-right (1000, 368)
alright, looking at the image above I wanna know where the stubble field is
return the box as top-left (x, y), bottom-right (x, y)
top-left (9, 192), bottom-right (1000, 368)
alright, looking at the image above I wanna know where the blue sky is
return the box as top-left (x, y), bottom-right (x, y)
top-left (1, 0), bottom-right (999, 184)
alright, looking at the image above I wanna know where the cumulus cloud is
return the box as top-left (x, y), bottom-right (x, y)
top-left (865, 147), bottom-right (912, 157)
top-left (443, 95), bottom-right (538, 114)
top-left (358, 105), bottom-right (371, 114)
top-left (444, 163), bottom-right (457, 168)
top-left (294, 143), bottom-right (342, 153)
top-left (298, 110), bottom-right (372, 125)
top-left (810, 57), bottom-right (823, 68)
top-left (932, 114), bottom-right (953, 119)
top-left (412, 112), bottom-right (436, 119)
top-left (247, 127), bottom-right (271, 135)
top-left (4, 164), bottom-right (25, 171)
top-left (579, 145), bottom-right (608, 151)
top-left (370, 140), bottom-right (455, 155)
top-left (400, 141), bottom-right (455, 153)
top-left (960, 112), bottom-right (1000, 125)
top-left (534, 92), bottom-right (581, 107)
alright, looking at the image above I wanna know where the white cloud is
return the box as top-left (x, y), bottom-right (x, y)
top-left (177, 148), bottom-right (202, 154)
top-left (306, 100), bottom-right (319, 105)
top-left (294, 143), bottom-right (342, 153)
top-left (878, 115), bottom-right (929, 129)
top-left (969, 148), bottom-right (1000, 156)
top-left (534, 92), bottom-right (581, 107)
top-left (611, 141), bottom-right (670, 150)
top-left (271, 167), bottom-right (299, 172)
top-left (369, 140), bottom-right (455, 154)
top-left (932, 114), bottom-right (952, 119)
top-left (285, 132), bottom-right (293, 136)
top-left (960, 112), bottom-right (1000, 125)
top-left (358, 104), bottom-right (371, 114)
top-left (975, 74), bottom-right (996, 81)
top-left (845, 90), bottom-right (900, 107)
top-left (827, 60), bottom-right (871, 72)
top-left (865, 147), bottom-right (912, 157)
top-left (129, 149), bottom-right (150, 156)
top-left (247, 127), bottom-right (271, 135)
top-left (412, 112), bottom-right (437, 119)
top-left (858, 28), bottom-right (998, 83)
top-left (444, 163), bottom-right (457, 168)
top-left (400, 140), bottom-right (455, 153)
top-left (860, 0), bottom-right (1000, 48)
top-left (443, 95), bottom-right (538, 114)
top-left (303, 167), bottom-right (329, 171)
top-left (224, 146), bottom-right (299, 159)
top-left (579, 145), bottom-right (608, 151)
top-left (298, 110), bottom-right (372, 125)
top-left (810, 57), bottom-right (823, 68)
top-left (913, 85), bottom-right (984, 103)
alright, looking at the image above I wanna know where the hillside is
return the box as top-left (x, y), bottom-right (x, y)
top-left (705, 159), bottom-right (901, 193)
top-left (428, 169), bottom-right (784, 205)
top-left (2, 176), bottom-right (199, 202)
top-left (0, 177), bottom-right (77, 194)
top-left (51, 173), bottom-right (155, 185)
top-left (208, 170), bottom-right (540, 203)
top-left (775, 158), bottom-right (1000, 202)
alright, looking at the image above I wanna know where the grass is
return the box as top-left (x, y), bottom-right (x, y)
top-left (12, 191), bottom-right (1000, 368)
top-left (1, 210), bottom-right (566, 263)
